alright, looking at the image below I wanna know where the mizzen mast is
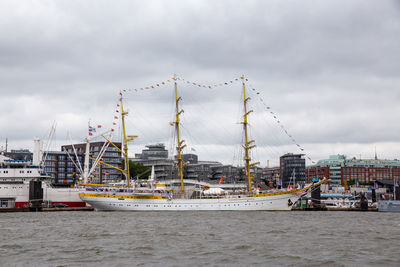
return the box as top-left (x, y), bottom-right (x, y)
top-left (173, 77), bottom-right (187, 196)
top-left (241, 76), bottom-right (260, 192)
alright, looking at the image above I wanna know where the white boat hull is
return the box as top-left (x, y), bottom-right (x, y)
top-left (79, 179), bottom-right (328, 211)
top-left (79, 192), bottom-right (299, 211)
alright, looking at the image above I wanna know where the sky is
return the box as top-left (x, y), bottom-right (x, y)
top-left (1, 0), bottom-right (399, 166)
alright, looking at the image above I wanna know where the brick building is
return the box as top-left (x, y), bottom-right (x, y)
top-left (306, 155), bottom-right (400, 186)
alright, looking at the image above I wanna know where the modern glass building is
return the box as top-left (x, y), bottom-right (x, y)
top-left (279, 153), bottom-right (306, 187)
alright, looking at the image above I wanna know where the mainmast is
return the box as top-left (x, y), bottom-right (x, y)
top-left (241, 76), bottom-right (260, 192)
top-left (120, 94), bottom-right (137, 188)
top-left (173, 77), bottom-right (187, 195)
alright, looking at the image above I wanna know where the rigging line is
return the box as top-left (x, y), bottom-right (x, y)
top-left (120, 78), bottom-right (173, 94)
top-left (247, 83), bottom-right (316, 164)
top-left (179, 124), bottom-right (235, 165)
top-left (179, 86), bottom-right (243, 165)
top-left (89, 139), bottom-right (112, 176)
top-left (123, 101), bottom-right (171, 144)
top-left (176, 78), bottom-right (286, 166)
top-left (249, 99), bottom-right (292, 159)
top-left (41, 122), bottom-right (57, 166)
top-left (254, 91), bottom-right (304, 149)
top-left (247, 124), bottom-right (264, 167)
top-left (249, 89), bottom-right (292, 148)
top-left (175, 76), bottom-right (243, 90)
top-left (179, 109), bottom-right (240, 163)
top-left (64, 146), bottom-right (82, 177)
top-left (66, 132), bottom-right (84, 175)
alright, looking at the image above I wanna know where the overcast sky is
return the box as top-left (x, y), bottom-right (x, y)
top-left (1, 0), bottom-right (399, 166)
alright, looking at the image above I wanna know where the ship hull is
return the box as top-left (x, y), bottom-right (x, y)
top-left (79, 192), bottom-right (299, 211)
top-left (0, 182), bottom-right (85, 208)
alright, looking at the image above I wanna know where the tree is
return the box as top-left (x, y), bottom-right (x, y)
top-left (121, 159), bottom-right (151, 180)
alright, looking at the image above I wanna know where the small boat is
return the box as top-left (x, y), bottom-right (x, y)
top-left (378, 200), bottom-right (400, 212)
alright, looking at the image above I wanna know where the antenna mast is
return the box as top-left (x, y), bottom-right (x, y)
top-left (241, 76), bottom-right (259, 192)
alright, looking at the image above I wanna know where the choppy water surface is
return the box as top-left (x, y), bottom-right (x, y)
top-left (0, 211), bottom-right (399, 266)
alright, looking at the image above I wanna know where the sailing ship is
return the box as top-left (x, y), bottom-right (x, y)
top-left (79, 76), bottom-right (328, 211)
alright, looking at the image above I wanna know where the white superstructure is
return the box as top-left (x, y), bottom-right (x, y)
top-left (0, 140), bottom-right (84, 208)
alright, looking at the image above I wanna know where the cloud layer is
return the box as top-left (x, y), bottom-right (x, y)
top-left (1, 0), bottom-right (399, 166)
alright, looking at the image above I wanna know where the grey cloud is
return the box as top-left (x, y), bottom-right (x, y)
top-left (1, 0), bottom-right (400, 165)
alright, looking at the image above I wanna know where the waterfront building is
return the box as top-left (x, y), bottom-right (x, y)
top-left (263, 166), bottom-right (281, 186)
top-left (44, 142), bottom-right (122, 185)
top-left (134, 143), bottom-right (168, 160)
top-left (280, 153), bottom-right (306, 187)
top-left (306, 154), bottom-right (400, 186)
top-left (43, 151), bottom-right (82, 185)
top-left (133, 144), bottom-right (175, 180)
top-left (61, 142), bottom-right (122, 184)
top-left (305, 166), bottom-right (330, 184)
top-left (131, 143), bottom-right (264, 184)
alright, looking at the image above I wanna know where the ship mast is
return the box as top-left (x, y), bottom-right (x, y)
top-left (83, 136), bottom-right (90, 183)
top-left (120, 94), bottom-right (137, 188)
top-left (173, 77), bottom-right (187, 196)
top-left (241, 76), bottom-right (260, 192)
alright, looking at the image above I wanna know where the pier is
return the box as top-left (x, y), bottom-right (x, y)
top-left (0, 206), bottom-right (94, 212)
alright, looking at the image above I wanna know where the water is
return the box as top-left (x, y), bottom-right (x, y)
top-left (0, 211), bottom-right (399, 267)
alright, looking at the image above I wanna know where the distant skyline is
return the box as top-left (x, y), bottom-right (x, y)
top-left (1, 0), bottom-right (400, 166)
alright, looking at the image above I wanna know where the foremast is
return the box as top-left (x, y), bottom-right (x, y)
top-left (241, 76), bottom-right (260, 192)
top-left (173, 77), bottom-right (187, 196)
top-left (120, 94), bottom-right (137, 188)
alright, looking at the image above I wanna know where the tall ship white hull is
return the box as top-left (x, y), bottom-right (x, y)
top-left (79, 179), bottom-right (327, 211)
top-left (80, 192), bottom-right (300, 211)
